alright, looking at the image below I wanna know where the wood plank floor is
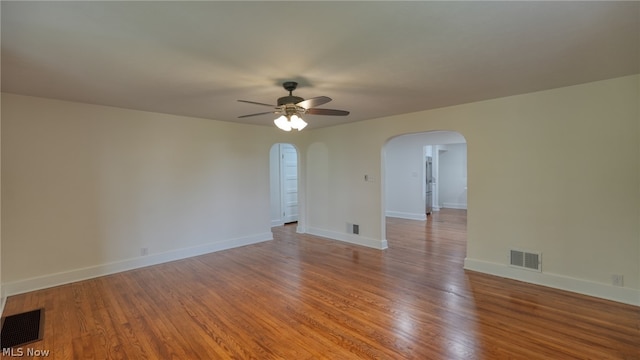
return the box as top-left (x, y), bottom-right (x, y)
top-left (2, 209), bottom-right (639, 359)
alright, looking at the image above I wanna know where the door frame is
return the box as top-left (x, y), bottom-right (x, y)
top-left (269, 143), bottom-right (299, 227)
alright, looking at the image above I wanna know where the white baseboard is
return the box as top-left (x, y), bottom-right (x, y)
top-left (2, 232), bottom-right (273, 297)
top-left (385, 211), bottom-right (427, 221)
top-left (464, 258), bottom-right (639, 306)
top-left (306, 227), bottom-right (388, 250)
top-left (442, 202), bottom-right (467, 209)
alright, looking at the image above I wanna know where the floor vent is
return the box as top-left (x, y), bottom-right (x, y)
top-left (1, 308), bottom-right (44, 349)
top-left (509, 249), bottom-right (541, 272)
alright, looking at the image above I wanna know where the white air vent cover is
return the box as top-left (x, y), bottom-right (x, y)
top-left (509, 249), bottom-right (541, 272)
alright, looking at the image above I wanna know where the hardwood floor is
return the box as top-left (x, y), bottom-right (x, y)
top-left (2, 209), bottom-right (638, 359)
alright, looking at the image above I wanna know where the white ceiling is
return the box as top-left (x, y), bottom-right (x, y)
top-left (2, 1), bottom-right (638, 129)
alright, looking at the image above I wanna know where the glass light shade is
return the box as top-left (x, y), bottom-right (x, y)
top-left (274, 115), bottom-right (291, 131)
top-left (290, 114), bottom-right (308, 130)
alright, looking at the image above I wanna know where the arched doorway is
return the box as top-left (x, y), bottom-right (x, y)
top-left (382, 131), bottom-right (467, 244)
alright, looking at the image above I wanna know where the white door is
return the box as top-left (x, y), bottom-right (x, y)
top-left (280, 144), bottom-right (299, 223)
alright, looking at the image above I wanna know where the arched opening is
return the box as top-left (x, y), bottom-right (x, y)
top-left (382, 131), bottom-right (467, 247)
top-left (269, 143), bottom-right (300, 227)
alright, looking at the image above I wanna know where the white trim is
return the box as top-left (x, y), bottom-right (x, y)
top-left (2, 232), bottom-right (273, 297)
top-left (464, 258), bottom-right (639, 306)
top-left (385, 211), bottom-right (427, 221)
top-left (306, 227), bottom-right (388, 250)
top-left (442, 202), bottom-right (467, 209)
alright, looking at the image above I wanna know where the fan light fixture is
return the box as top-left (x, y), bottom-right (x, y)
top-left (274, 114), bottom-right (307, 131)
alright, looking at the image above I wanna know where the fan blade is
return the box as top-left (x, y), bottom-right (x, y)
top-left (238, 111), bottom-right (277, 118)
top-left (238, 100), bottom-right (277, 107)
top-left (305, 108), bottom-right (350, 116)
top-left (296, 96), bottom-right (332, 109)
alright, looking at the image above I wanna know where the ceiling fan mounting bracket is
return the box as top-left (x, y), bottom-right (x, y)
top-left (282, 81), bottom-right (298, 93)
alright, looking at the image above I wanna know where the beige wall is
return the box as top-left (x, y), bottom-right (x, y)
top-left (2, 75), bottom-right (639, 305)
top-left (1, 94), bottom-right (307, 294)
top-left (306, 75), bottom-right (639, 305)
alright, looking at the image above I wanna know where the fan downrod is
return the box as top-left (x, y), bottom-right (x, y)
top-left (277, 81), bottom-right (303, 106)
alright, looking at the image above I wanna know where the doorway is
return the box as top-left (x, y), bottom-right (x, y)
top-left (383, 131), bottom-right (467, 245)
top-left (269, 143), bottom-right (299, 227)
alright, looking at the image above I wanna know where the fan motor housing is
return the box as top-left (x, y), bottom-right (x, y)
top-left (277, 95), bottom-right (304, 106)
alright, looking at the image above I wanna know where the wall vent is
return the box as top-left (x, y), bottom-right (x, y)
top-left (346, 223), bottom-right (359, 235)
top-left (509, 249), bottom-right (541, 272)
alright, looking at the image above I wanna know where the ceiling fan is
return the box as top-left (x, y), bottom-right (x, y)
top-left (237, 81), bottom-right (349, 131)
